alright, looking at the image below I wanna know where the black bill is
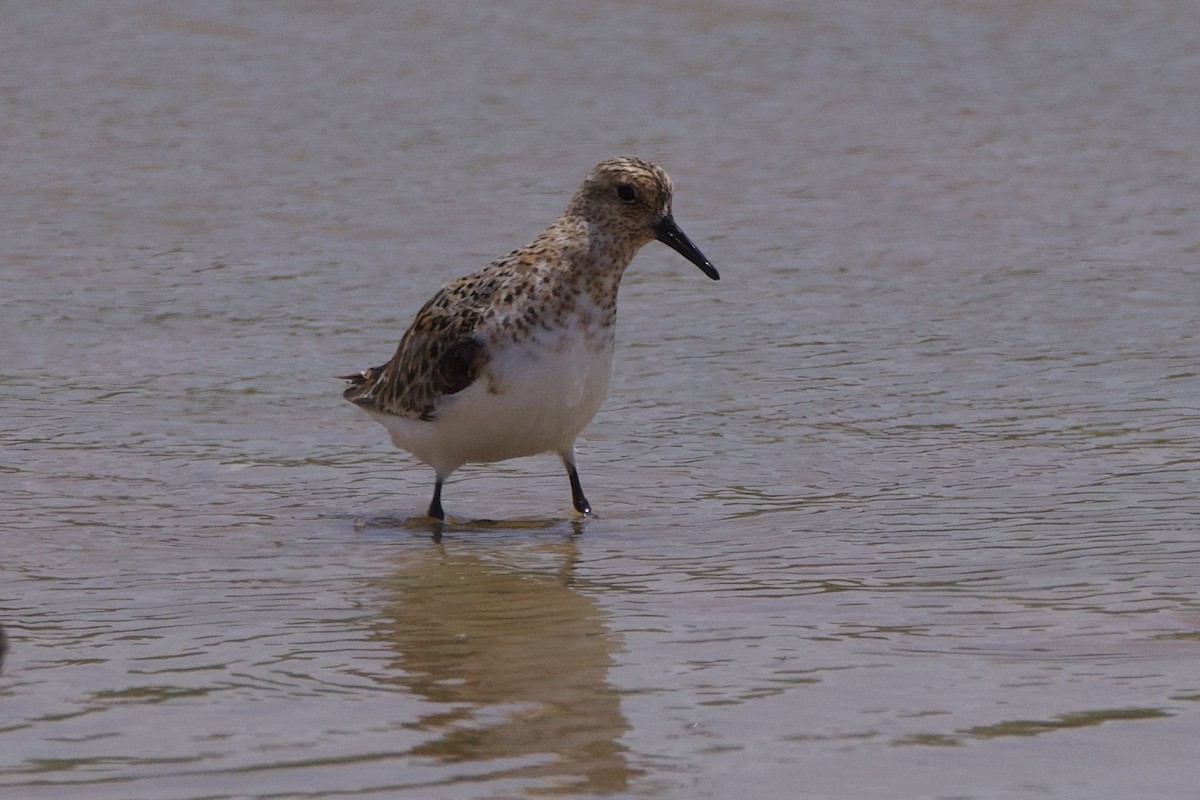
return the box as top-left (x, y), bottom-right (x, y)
top-left (655, 214), bottom-right (720, 280)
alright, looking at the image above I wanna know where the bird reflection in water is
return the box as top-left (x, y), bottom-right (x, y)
top-left (371, 530), bottom-right (636, 795)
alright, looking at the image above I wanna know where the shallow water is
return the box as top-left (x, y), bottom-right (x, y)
top-left (4, 2), bottom-right (1200, 798)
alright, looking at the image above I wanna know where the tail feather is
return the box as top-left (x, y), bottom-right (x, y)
top-left (339, 364), bottom-right (388, 403)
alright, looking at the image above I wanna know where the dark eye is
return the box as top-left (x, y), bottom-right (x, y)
top-left (616, 184), bottom-right (637, 203)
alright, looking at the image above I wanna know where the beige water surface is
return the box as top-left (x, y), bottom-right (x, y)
top-left (4, 2), bottom-right (1200, 798)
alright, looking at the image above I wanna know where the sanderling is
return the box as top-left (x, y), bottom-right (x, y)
top-left (341, 156), bottom-right (719, 521)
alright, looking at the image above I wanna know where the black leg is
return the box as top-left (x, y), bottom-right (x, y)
top-left (428, 477), bottom-right (446, 521)
top-left (564, 461), bottom-right (591, 516)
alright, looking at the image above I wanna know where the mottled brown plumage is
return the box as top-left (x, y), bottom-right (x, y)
top-left (341, 157), bottom-right (718, 521)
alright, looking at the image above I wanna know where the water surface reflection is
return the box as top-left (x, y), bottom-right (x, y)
top-left (371, 534), bottom-right (634, 795)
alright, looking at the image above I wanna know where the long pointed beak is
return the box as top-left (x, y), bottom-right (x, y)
top-left (655, 214), bottom-right (720, 280)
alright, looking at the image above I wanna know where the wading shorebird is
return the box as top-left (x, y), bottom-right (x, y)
top-left (341, 157), bottom-right (719, 521)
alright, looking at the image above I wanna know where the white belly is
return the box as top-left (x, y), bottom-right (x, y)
top-left (367, 322), bottom-right (614, 476)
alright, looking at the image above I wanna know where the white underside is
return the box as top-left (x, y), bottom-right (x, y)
top-left (362, 318), bottom-right (614, 477)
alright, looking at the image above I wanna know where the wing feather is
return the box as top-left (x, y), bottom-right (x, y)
top-left (341, 283), bottom-right (488, 420)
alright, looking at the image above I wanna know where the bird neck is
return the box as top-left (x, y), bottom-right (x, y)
top-left (522, 215), bottom-right (641, 321)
